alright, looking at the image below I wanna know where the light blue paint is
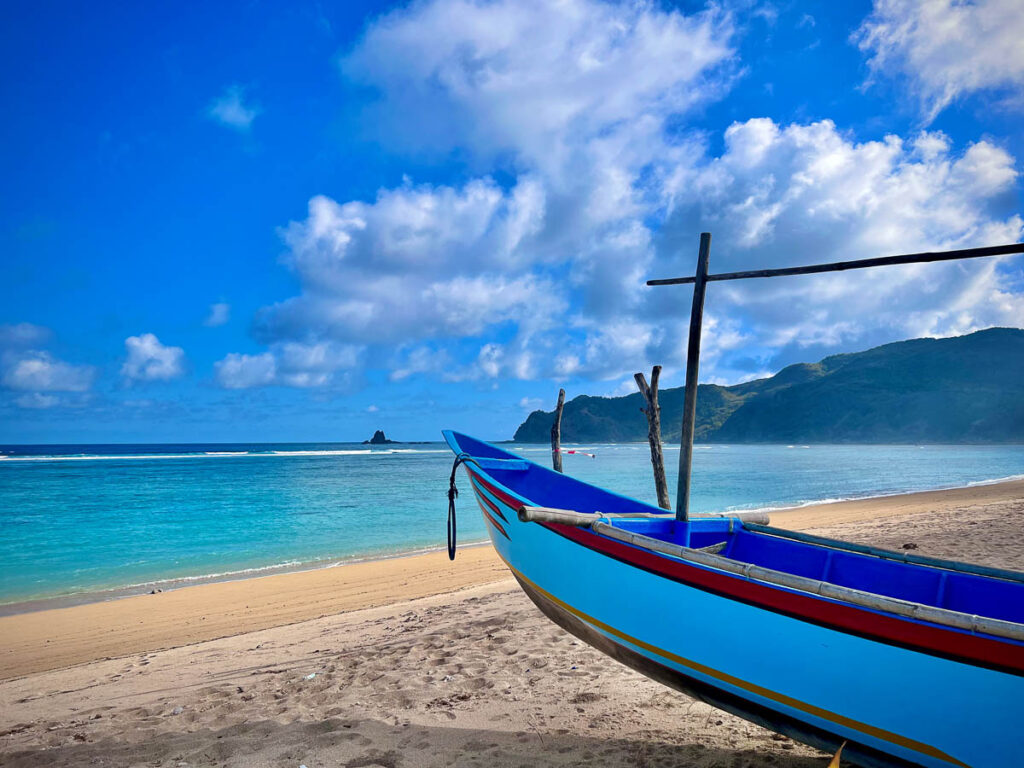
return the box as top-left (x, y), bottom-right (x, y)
top-left (454, 435), bottom-right (1024, 768)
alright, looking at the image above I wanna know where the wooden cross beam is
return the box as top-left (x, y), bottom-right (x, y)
top-left (647, 242), bottom-right (1024, 286)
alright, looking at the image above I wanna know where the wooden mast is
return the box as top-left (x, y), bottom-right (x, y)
top-left (675, 233), bottom-right (711, 522)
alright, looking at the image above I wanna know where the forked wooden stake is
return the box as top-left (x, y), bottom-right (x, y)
top-left (634, 366), bottom-right (670, 510)
top-left (551, 388), bottom-right (566, 473)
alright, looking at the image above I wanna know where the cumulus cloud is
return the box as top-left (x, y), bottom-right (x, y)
top-left (214, 341), bottom-right (361, 389)
top-left (215, 352), bottom-right (276, 389)
top-left (262, 179), bottom-right (562, 347)
top-left (204, 302), bottom-right (231, 327)
top-left (121, 334), bottom-right (186, 382)
top-left (0, 324), bottom-right (95, 405)
top-left (207, 85), bottom-right (259, 130)
top-left (656, 118), bottom-right (1023, 375)
top-left (2, 350), bottom-right (95, 392)
top-left (345, 0), bottom-right (735, 170)
top-left (236, 0), bottom-right (1022, 390)
top-left (240, 0), bottom-right (736, 384)
top-left (389, 346), bottom-right (452, 382)
top-left (855, 0), bottom-right (1024, 121)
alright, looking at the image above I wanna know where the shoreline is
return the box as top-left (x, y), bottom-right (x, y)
top-left (0, 545), bottom-right (513, 680)
top-left (3, 473), bottom-right (1022, 615)
top-left (1, 479), bottom-right (1022, 767)
top-left (0, 477), bottom-right (1021, 681)
top-left (0, 540), bottom-right (492, 618)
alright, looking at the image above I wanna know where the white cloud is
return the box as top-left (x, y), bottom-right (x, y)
top-left (204, 302), bottom-right (230, 327)
top-left (855, 0), bottom-right (1024, 121)
top-left (2, 350), bottom-right (95, 392)
top-left (345, 0), bottom-right (735, 169)
top-left (390, 347), bottom-right (452, 382)
top-left (606, 379), bottom-right (642, 398)
top-left (656, 118), bottom-right (1023, 375)
top-left (249, 0), bottom-right (737, 384)
top-left (238, 0), bottom-right (1022, 391)
top-left (366, 404), bottom-right (379, 413)
top-left (214, 341), bottom-right (361, 389)
top-left (215, 352), bottom-right (276, 389)
top-left (121, 334), bottom-right (186, 382)
top-left (207, 85), bottom-right (259, 130)
top-left (14, 392), bottom-right (59, 409)
top-left (0, 324), bottom-right (94, 402)
top-left (276, 341), bottom-right (361, 387)
top-left (262, 180), bottom-right (565, 347)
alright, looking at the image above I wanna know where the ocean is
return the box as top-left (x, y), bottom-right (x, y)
top-left (1, 441), bottom-right (1022, 607)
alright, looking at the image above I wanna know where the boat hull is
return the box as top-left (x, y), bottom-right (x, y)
top-left (446, 440), bottom-right (1024, 768)
top-left (514, 572), bottom-right (922, 768)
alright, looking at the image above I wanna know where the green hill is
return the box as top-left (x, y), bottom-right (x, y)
top-left (512, 328), bottom-right (1024, 443)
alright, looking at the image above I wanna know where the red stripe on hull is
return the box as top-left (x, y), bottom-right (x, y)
top-left (477, 502), bottom-right (510, 540)
top-left (466, 469), bottom-right (523, 511)
top-left (466, 466), bottom-right (1023, 674)
top-left (550, 523), bottom-right (1024, 676)
top-left (471, 480), bottom-right (508, 522)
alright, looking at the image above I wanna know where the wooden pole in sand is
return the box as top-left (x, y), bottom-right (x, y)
top-left (675, 233), bottom-right (711, 522)
top-left (551, 388), bottom-right (566, 473)
top-left (634, 366), bottom-right (671, 510)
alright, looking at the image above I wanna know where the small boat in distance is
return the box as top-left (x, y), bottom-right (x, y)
top-left (443, 429), bottom-right (1024, 768)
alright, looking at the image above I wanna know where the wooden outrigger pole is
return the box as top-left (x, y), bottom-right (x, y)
top-left (648, 237), bottom-right (1024, 522)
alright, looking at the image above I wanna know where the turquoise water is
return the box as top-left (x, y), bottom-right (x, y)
top-left (1, 441), bottom-right (1022, 605)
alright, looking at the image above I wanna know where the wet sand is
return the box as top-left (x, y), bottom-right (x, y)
top-left (1, 479), bottom-right (1021, 767)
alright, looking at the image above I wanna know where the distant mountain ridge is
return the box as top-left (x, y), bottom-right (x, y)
top-left (513, 328), bottom-right (1024, 444)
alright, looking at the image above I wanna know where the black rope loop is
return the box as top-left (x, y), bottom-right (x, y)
top-left (447, 453), bottom-right (477, 560)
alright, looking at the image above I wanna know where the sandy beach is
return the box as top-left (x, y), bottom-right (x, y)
top-left (1, 479), bottom-right (1022, 767)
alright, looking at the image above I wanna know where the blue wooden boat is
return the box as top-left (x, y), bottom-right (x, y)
top-left (443, 430), bottom-right (1024, 768)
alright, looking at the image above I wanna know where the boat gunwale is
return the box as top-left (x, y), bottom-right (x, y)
top-left (447, 431), bottom-right (1024, 674)
top-left (587, 520), bottom-right (1024, 643)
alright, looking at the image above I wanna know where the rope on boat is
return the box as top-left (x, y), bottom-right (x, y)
top-left (447, 453), bottom-right (479, 560)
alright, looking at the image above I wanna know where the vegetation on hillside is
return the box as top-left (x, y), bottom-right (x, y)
top-left (512, 328), bottom-right (1024, 443)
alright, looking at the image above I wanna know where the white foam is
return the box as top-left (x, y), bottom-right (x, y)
top-left (0, 453), bottom-right (235, 462)
top-left (269, 449), bottom-right (372, 456)
top-left (0, 447), bottom-right (450, 463)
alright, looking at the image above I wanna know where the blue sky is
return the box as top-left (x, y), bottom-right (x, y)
top-left (1, 0), bottom-right (1022, 443)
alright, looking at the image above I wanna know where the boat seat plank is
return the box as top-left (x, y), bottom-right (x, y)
top-left (473, 457), bottom-right (530, 471)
